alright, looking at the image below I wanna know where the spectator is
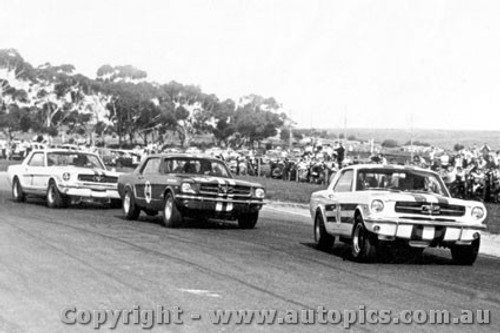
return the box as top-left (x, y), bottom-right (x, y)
top-left (335, 142), bottom-right (345, 166)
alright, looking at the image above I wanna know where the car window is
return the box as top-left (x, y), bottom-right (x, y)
top-left (28, 152), bottom-right (45, 167)
top-left (163, 158), bottom-right (231, 177)
top-left (333, 170), bottom-right (353, 192)
top-left (47, 152), bottom-right (104, 169)
top-left (141, 158), bottom-right (161, 175)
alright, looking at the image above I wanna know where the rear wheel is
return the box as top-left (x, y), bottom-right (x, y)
top-left (451, 238), bottom-right (480, 265)
top-left (46, 181), bottom-right (68, 208)
top-left (238, 212), bottom-right (259, 229)
top-left (314, 213), bottom-right (334, 250)
top-left (162, 192), bottom-right (183, 228)
top-left (351, 215), bottom-right (377, 262)
top-left (123, 188), bottom-right (140, 220)
top-left (12, 177), bottom-right (26, 202)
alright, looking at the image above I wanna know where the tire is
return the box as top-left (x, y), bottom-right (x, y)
top-left (46, 181), bottom-right (68, 208)
top-left (161, 192), bottom-right (183, 228)
top-left (351, 215), bottom-right (377, 262)
top-left (12, 177), bottom-right (26, 202)
top-left (122, 188), bottom-right (140, 220)
top-left (451, 238), bottom-right (480, 266)
top-left (314, 213), bottom-right (334, 250)
top-left (238, 212), bottom-right (259, 229)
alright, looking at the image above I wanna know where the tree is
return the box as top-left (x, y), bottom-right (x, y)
top-left (96, 64), bottom-right (147, 82)
top-left (208, 98), bottom-right (236, 146)
top-left (454, 143), bottom-right (465, 151)
top-left (0, 104), bottom-right (32, 140)
top-left (404, 140), bottom-right (430, 147)
top-left (233, 95), bottom-right (284, 147)
top-left (381, 139), bottom-right (399, 148)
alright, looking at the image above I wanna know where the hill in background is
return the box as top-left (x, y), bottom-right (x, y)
top-left (314, 128), bottom-right (500, 151)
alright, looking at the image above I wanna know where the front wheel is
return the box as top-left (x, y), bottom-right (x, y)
top-left (12, 177), bottom-right (26, 202)
top-left (238, 212), bottom-right (259, 229)
top-left (351, 217), bottom-right (377, 262)
top-left (46, 181), bottom-right (68, 208)
top-left (161, 192), bottom-right (183, 228)
top-left (314, 213), bottom-right (334, 250)
top-left (451, 238), bottom-right (480, 265)
top-left (123, 188), bottom-right (140, 220)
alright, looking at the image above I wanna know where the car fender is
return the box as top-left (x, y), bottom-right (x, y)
top-left (162, 185), bottom-right (178, 201)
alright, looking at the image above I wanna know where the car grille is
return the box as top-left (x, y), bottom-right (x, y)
top-left (395, 201), bottom-right (465, 217)
top-left (78, 174), bottom-right (118, 184)
top-left (199, 183), bottom-right (252, 197)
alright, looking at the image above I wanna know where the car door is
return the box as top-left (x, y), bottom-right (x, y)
top-left (24, 152), bottom-right (46, 193)
top-left (134, 157), bottom-right (161, 209)
top-left (330, 169), bottom-right (355, 236)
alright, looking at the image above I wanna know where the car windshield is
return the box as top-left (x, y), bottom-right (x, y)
top-left (47, 152), bottom-right (105, 169)
top-left (164, 158), bottom-right (231, 178)
top-left (356, 168), bottom-right (448, 197)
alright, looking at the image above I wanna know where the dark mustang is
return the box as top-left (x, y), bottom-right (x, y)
top-left (117, 154), bottom-right (266, 228)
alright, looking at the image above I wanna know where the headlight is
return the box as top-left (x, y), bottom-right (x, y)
top-left (471, 207), bottom-right (485, 220)
top-left (370, 199), bottom-right (384, 213)
top-left (255, 188), bottom-right (265, 198)
top-left (181, 183), bottom-right (196, 194)
top-left (62, 172), bottom-right (71, 181)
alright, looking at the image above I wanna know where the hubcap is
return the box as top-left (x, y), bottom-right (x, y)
top-left (48, 186), bottom-right (54, 203)
top-left (315, 217), bottom-right (320, 242)
top-left (123, 193), bottom-right (131, 214)
top-left (353, 224), bottom-right (364, 254)
top-left (165, 197), bottom-right (173, 221)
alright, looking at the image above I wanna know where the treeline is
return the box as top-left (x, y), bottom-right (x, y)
top-left (0, 49), bottom-right (286, 147)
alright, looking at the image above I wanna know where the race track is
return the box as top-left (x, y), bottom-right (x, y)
top-left (0, 176), bottom-right (499, 332)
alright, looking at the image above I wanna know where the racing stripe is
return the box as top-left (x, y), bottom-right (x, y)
top-left (422, 226), bottom-right (435, 240)
top-left (434, 195), bottom-right (449, 205)
top-left (410, 194), bottom-right (427, 202)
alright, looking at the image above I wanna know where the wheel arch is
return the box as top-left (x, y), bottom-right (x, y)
top-left (162, 185), bottom-right (177, 201)
top-left (315, 205), bottom-right (327, 223)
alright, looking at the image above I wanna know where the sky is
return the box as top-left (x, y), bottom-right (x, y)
top-left (1, 0), bottom-right (500, 131)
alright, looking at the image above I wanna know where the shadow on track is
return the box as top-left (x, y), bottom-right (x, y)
top-left (301, 242), bottom-right (459, 265)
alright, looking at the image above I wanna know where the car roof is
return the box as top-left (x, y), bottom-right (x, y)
top-left (35, 149), bottom-right (99, 155)
top-left (148, 153), bottom-right (222, 161)
top-left (344, 163), bottom-right (437, 174)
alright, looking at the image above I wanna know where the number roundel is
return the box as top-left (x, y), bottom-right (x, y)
top-left (144, 181), bottom-right (152, 204)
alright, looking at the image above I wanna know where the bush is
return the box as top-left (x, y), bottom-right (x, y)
top-left (382, 139), bottom-right (399, 148)
top-left (404, 140), bottom-right (430, 147)
top-left (454, 143), bottom-right (465, 151)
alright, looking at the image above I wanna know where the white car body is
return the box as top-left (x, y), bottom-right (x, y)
top-left (7, 149), bottom-right (121, 205)
top-left (310, 164), bottom-right (487, 264)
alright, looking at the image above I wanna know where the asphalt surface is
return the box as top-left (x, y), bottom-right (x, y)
top-left (0, 177), bottom-right (500, 332)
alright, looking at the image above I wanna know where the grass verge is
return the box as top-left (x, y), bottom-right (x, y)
top-left (235, 175), bottom-right (323, 204)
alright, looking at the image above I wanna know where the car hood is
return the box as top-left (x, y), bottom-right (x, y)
top-left (176, 174), bottom-right (263, 188)
top-left (48, 166), bottom-right (121, 177)
top-left (368, 190), bottom-right (481, 207)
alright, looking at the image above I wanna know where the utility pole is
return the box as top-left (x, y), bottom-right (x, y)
top-left (343, 109), bottom-right (347, 144)
top-left (410, 113), bottom-right (414, 162)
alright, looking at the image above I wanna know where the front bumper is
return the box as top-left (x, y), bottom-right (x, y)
top-left (364, 217), bottom-right (485, 245)
top-left (57, 184), bottom-right (120, 200)
top-left (175, 194), bottom-right (264, 216)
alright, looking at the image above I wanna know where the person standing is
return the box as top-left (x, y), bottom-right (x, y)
top-left (335, 142), bottom-right (345, 167)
